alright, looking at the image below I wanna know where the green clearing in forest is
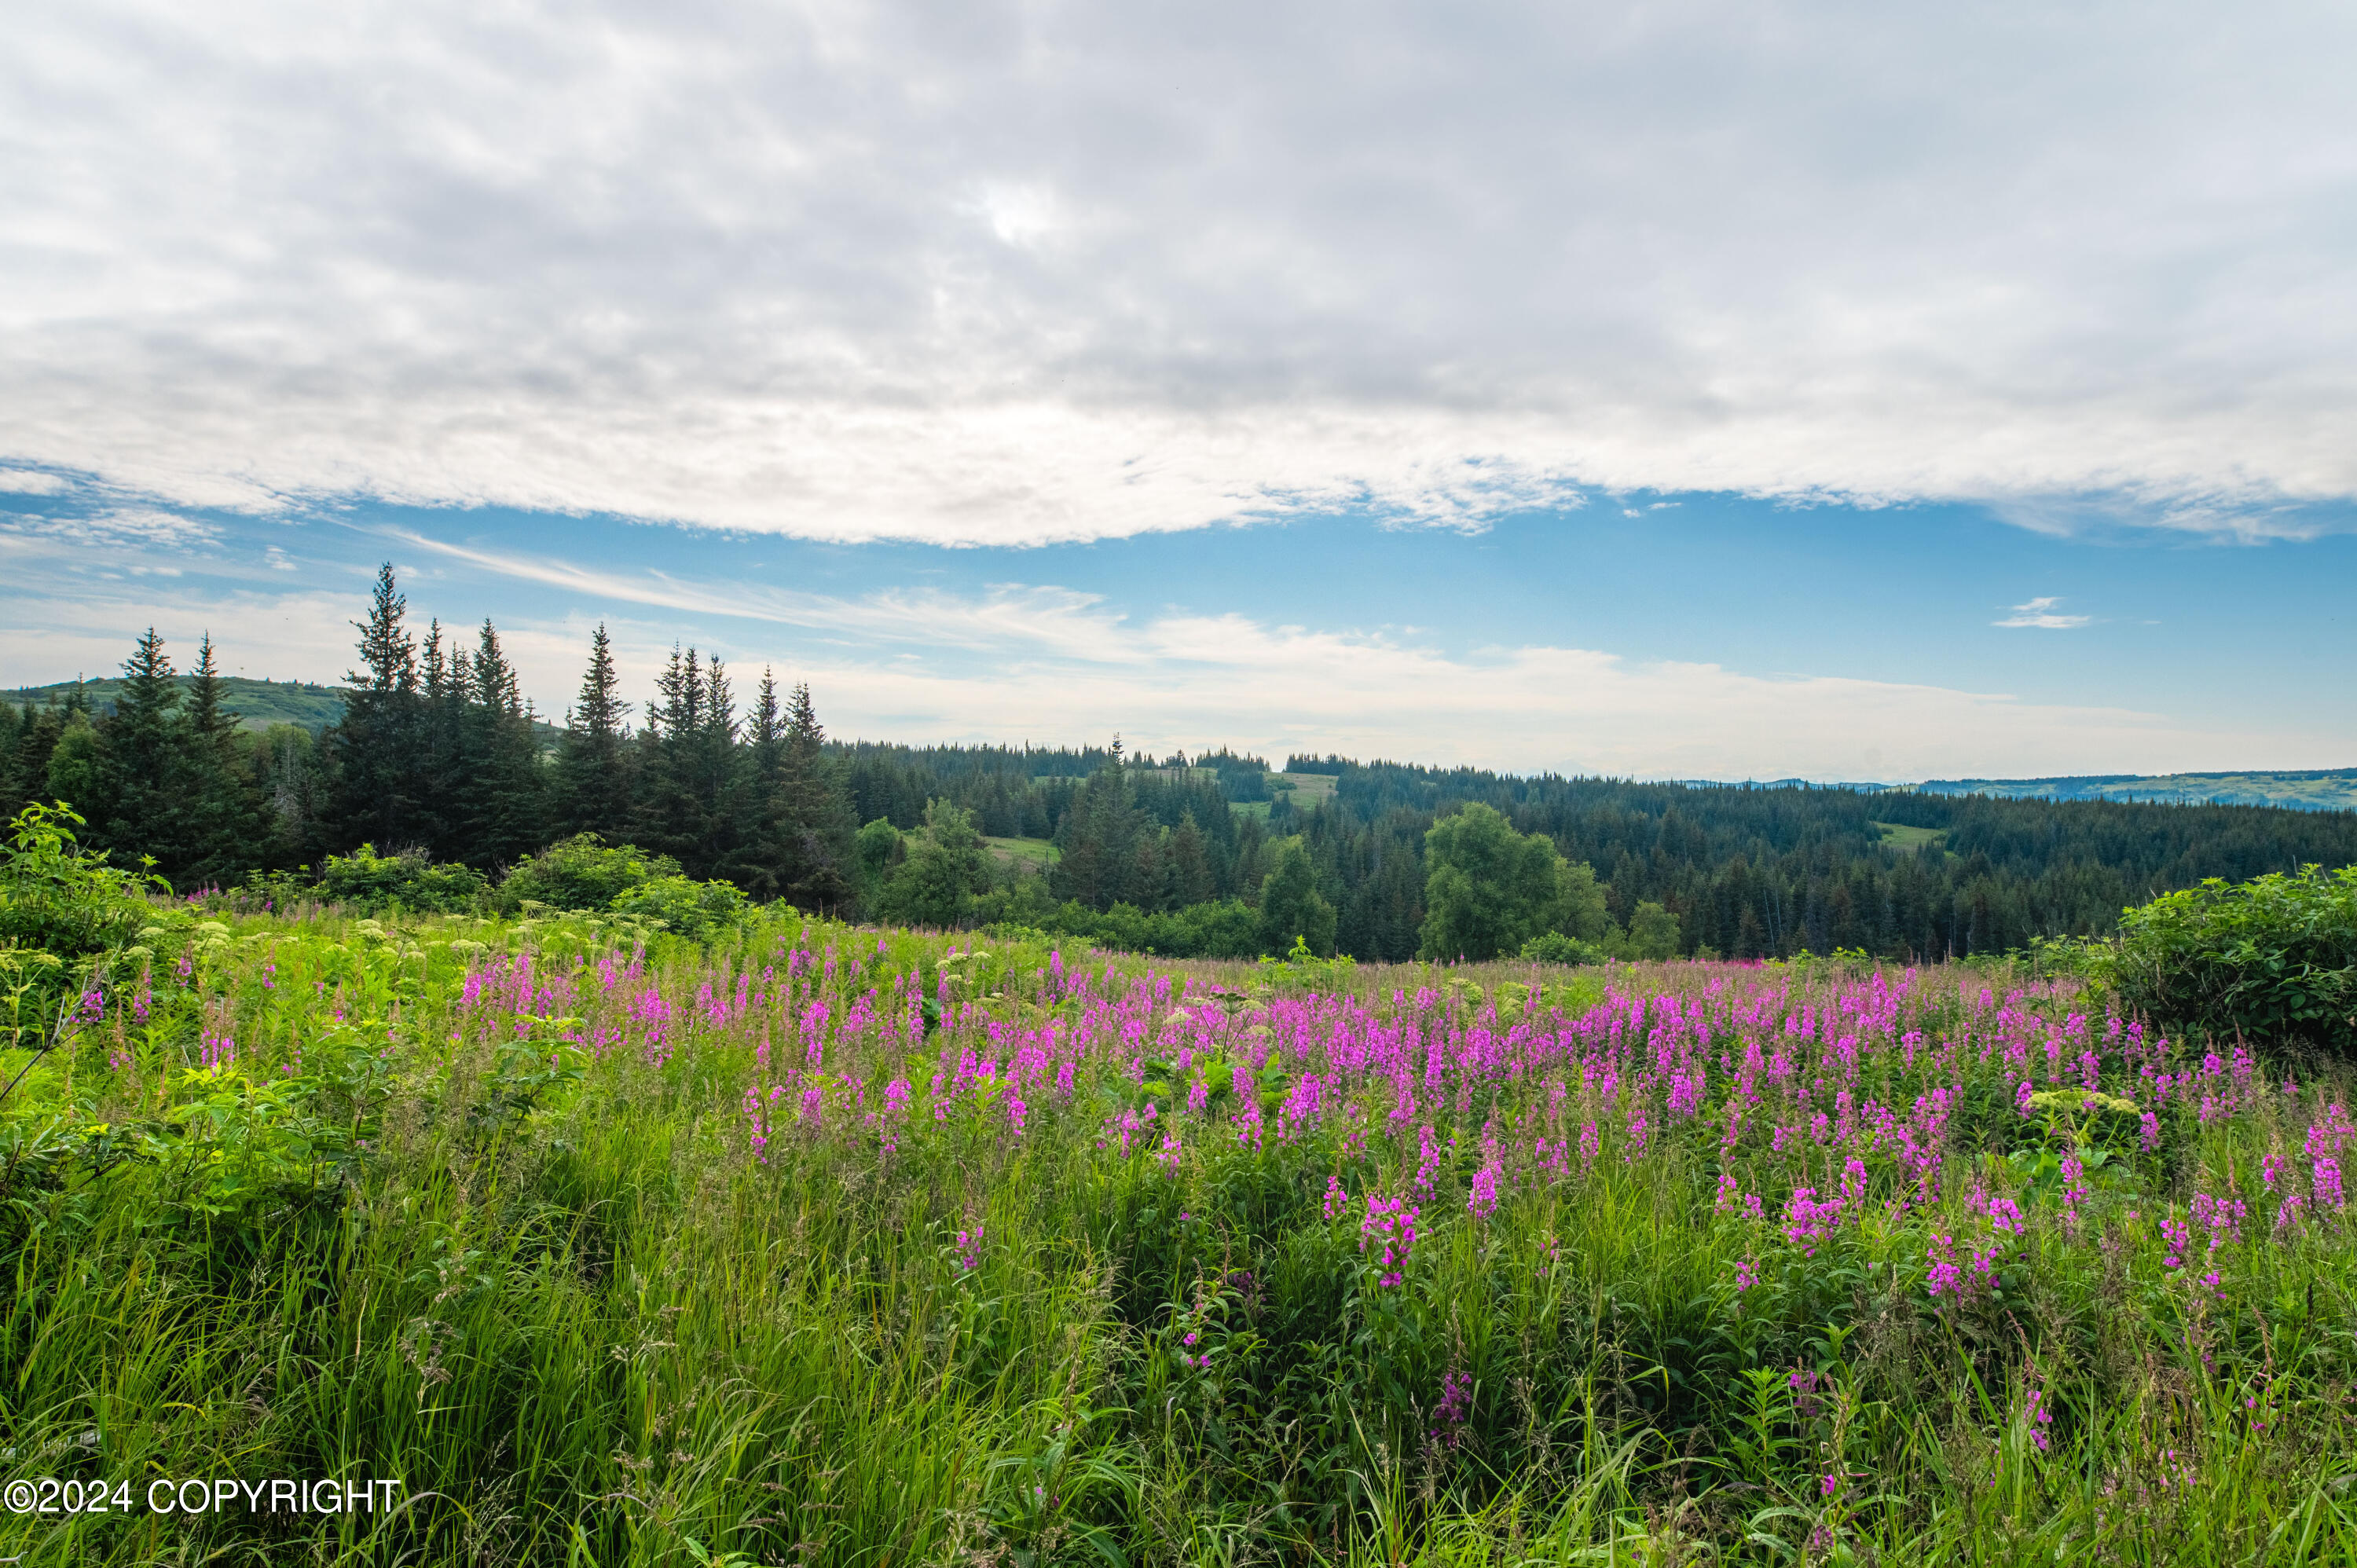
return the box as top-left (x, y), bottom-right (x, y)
top-left (984, 834), bottom-right (1059, 869)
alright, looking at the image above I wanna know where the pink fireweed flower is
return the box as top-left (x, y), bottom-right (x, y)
top-left (1358, 1193), bottom-right (1421, 1288)
top-left (2160, 1216), bottom-right (2192, 1272)
top-left (1429, 1369), bottom-right (1473, 1448)
top-left (2060, 1152), bottom-right (2088, 1231)
top-left (2315, 1157), bottom-right (2345, 1212)
top-left (1467, 1161), bottom-right (1500, 1222)
top-left (1783, 1188), bottom-right (1844, 1256)
top-left (1925, 1233), bottom-right (1963, 1299)
top-left (2024, 1383), bottom-right (2053, 1452)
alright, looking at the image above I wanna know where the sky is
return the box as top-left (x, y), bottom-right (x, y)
top-left (3, 0), bottom-right (2354, 782)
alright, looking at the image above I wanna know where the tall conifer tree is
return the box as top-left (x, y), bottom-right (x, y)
top-left (90, 628), bottom-right (179, 864)
top-left (775, 683), bottom-right (855, 910)
top-left (555, 624), bottom-right (633, 840)
top-left (327, 563), bottom-right (422, 850)
top-left (180, 633), bottom-right (272, 886)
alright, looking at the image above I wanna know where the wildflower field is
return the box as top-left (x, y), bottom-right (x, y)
top-left (5, 897), bottom-right (2357, 1565)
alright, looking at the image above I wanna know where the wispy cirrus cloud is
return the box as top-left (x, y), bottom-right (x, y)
top-left (376, 528), bottom-right (1140, 661)
top-left (1994, 597), bottom-right (2092, 630)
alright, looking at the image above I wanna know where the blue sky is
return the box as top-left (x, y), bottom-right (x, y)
top-left (6, 470), bottom-right (2349, 782)
top-left (5, 0), bottom-right (2355, 779)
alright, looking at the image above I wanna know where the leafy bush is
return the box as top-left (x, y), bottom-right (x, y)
top-left (2115, 863), bottom-right (2357, 1053)
top-left (1013, 895), bottom-right (1266, 958)
top-left (495, 833), bottom-right (679, 914)
top-left (1519, 930), bottom-right (1605, 965)
top-left (314, 843), bottom-right (490, 914)
top-left (0, 800), bottom-right (163, 957)
top-left (608, 873), bottom-right (748, 940)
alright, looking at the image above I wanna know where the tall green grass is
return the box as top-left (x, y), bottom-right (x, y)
top-left (1, 906), bottom-right (2354, 1565)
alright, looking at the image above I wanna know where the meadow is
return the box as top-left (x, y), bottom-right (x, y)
top-left (5, 890), bottom-right (2357, 1565)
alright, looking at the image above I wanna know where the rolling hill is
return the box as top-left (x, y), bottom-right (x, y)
top-left (1912, 768), bottom-right (2357, 813)
top-left (2, 676), bottom-right (563, 744)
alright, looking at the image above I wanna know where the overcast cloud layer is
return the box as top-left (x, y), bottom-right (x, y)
top-left (7, 0), bottom-right (2357, 543)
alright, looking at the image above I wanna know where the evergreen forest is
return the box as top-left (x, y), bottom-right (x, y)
top-left (7, 565), bottom-right (2355, 963)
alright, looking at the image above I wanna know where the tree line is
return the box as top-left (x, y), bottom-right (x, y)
top-left (8, 563), bottom-right (2356, 961)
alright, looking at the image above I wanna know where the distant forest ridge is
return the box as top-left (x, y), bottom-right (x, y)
top-left (1912, 769), bottom-right (2357, 813)
top-left (8, 674), bottom-right (2352, 813)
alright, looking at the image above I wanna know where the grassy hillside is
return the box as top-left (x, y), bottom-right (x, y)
top-left (983, 833), bottom-right (1059, 869)
top-left (3, 675), bottom-right (563, 743)
top-left (1870, 819), bottom-right (1950, 852)
top-left (2, 675), bottom-right (348, 732)
top-left (1233, 769), bottom-right (1340, 819)
top-left (1917, 768), bottom-right (2357, 812)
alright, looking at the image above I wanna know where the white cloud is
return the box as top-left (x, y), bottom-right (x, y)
top-left (4, 1), bottom-right (2356, 543)
top-left (0, 506), bottom-right (220, 549)
top-left (1994, 596), bottom-right (2093, 629)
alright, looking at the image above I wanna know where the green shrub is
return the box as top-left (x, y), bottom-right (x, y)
top-left (495, 833), bottom-right (678, 914)
top-left (608, 873), bottom-right (747, 940)
top-left (314, 843), bottom-right (489, 914)
top-left (1520, 930), bottom-right (1605, 965)
top-left (0, 800), bottom-right (163, 957)
top-left (2115, 863), bottom-right (2357, 1052)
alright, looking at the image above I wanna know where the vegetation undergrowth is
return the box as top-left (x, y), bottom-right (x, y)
top-left (5, 822), bottom-right (2357, 1563)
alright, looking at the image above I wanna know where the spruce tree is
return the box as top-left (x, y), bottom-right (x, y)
top-left (635, 647), bottom-right (705, 873)
top-left (459, 619), bottom-right (545, 866)
top-left (327, 563), bottom-right (422, 852)
top-left (90, 628), bottom-right (178, 865)
top-left (179, 633), bottom-right (273, 888)
top-left (6, 701), bottom-right (68, 822)
top-left (1050, 755), bottom-right (1151, 910)
top-left (555, 624), bottom-right (633, 841)
top-left (416, 618), bottom-right (466, 858)
top-left (775, 683), bottom-right (856, 911)
top-left (728, 669), bottom-right (790, 899)
top-left (1169, 810), bottom-right (1215, 906)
